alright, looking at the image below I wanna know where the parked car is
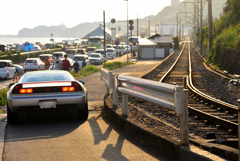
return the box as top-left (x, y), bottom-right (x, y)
top-left (0, 60), bottom-right (16, 80)
top-left (76, 48), bottom-right (87, 55)
top-left (124, 45), bottom-right (131, 53)
top-left (113, 45), bottom-right (123, 56)
top-left (87, 47), bottom-right (96, 56)
top-left (65, 49), bottom-right (77, 59)
top-left (106, 48), bottom-right (116, 59)
top-left (53, 52), bottom-right (66, 59)
top-left (39, 54), bottom-right (53, 68)
top-left (106, 44), bottom-right (113, 48)
top-left (13, 64), bottom-right (24, 75)
top-left (89, 53), bottom-right (104, 65)
top-left (33, 46), bottom-right (42, 51)
top-left (73, 55), bottom-right (89, 69)
top-left (7, 70), bottom-right (88, 123)
top-left (95, 49), bottom-right (107, 62)
top-left (23, 58), bottom-right (45, 72)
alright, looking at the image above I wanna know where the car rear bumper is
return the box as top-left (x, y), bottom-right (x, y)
top-left (8, 93), bottom-right (86, 113)
top-left (0, 72), bottom-right (7, 78)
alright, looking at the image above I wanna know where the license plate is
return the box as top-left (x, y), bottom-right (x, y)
top-left (39, 100), bottom-right (57, 109)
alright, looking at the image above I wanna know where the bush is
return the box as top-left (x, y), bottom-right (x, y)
top-left (103, 61), bottom-right (134, 70)
top-left (0, 88), bottom-right (8, 106)
top-left (69, 65), bottom-right (99, 78)
top-left (172, 36), bottom-right (179, 49)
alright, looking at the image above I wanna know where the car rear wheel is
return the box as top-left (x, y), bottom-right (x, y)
top-left (7, 104), bottom-right (19, 124)
top-left (77, 102), bottom-right (88, 120)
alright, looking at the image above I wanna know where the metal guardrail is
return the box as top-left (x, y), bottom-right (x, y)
top-left (100, 68), bottom-right (189, 145)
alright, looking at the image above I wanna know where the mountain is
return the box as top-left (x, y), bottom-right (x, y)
top-left (16, 0), bottom-right (226, 38)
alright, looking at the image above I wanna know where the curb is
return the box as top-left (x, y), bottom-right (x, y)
top-left (103, 95), bottom-right (227, 161)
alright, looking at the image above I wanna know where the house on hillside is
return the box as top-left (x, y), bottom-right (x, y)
top-left (138, 33), bottom-right (174, 59)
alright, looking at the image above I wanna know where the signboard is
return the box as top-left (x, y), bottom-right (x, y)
top-left (115, 40), bottom-right (120, 46)
top-left (129, 26), bottom-right (134, 30)
top-left (25, 42), bottom-right (30, 46)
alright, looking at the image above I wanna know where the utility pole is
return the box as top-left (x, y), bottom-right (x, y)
top-left (103, 11), bottom-right (106, 61)
top-left (137, 12), bottom-right (138, 39)
top-left (208, 0), bottom-right (213, 51)
top-left (197, 0), bottom-right (199, 49)
top-left (177, 17), bottom-right (178, 37)
top-left (149, 16), bottom-right (150, 37)
top-left (200, 0), bottom-right (203, 53)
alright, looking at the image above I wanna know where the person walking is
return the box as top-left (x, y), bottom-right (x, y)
top-left (82, 58), bottom-right (86, 69)
top-left (52, 54), bottom-right (62, 70)
top-left (62, 55), bottom-right (71, 71)
top-left (73, 59), bottom-right (79, 73)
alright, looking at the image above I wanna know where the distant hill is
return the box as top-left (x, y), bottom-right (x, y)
top-left (15, 0), bottom-right (226, 38)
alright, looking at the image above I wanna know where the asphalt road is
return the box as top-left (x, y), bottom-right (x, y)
top-left (3, 113), bottom-right (175, 161)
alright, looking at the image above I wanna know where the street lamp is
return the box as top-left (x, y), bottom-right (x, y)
top-left (124, 0), bottom-right (129, 62)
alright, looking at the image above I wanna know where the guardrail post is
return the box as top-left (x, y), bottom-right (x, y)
top-left (112, 74), bottom-right (118, 106)
top-left (221, 76), bottom-right (224, 83)
top-left (238, 99), bottom-right (240, 161)
top-left (228, 82), bottom-right (232, 91)
top-left (175, 86), bottom-right (182, 115)
top-left (108, 71), bottom-right (113, 93)
top-left (122, 93), bottom-right (128, 116)
top-left (183, 75), bottom-right (187, 88)
top-left (180, 89), bottom-right (189, 145)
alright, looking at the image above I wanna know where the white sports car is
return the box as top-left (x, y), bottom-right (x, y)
top-left (7, 70), bottom-right (88, 123)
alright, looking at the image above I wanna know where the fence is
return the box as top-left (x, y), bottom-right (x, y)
top-left (100, 68), bottom-right (189, 145)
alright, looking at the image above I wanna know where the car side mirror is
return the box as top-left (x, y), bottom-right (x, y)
top-left (8, 83), bottom-right (15, 88)
top-left (79, 80), bottom-right (85, 85)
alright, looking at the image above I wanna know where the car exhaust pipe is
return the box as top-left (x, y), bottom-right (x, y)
top-left (70, 109), bottom-right (77, 114)
top-left (19, 111), bottom-right (26, 115)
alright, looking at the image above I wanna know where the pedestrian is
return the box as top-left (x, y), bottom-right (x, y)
top-left (52, 54), bottom-right (62, 70)
top-left (62, 54), bottom-right (71, 71)
top-left (73, 59), bottom-right (79, 73)
top-left (82, 58), bottom-right (86, 69)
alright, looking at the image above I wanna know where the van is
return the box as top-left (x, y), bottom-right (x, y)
top-left (65, 49), bottom-right (77, 59)
top-left (77, 48), bottom-right (87, 55)
top-left (106, 44), bottom-right (113, 48)
top-left (0, 60), bottom-right (16, 79)
top-left (113, 45), bottom-right (123, 56)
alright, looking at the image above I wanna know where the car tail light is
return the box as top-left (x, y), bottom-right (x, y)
top-left (72, 82), bottom-right (83, 91)
top-left (20, 88), bottom-right (33, 94)
top-left (24, 63), bottom-right (26, 65)
top-left (4, 67), bottom-right (7, 70)
top-left (62, 87), bottom-right (75, 92)
top-left (34, 63), bottom-right (38, 65)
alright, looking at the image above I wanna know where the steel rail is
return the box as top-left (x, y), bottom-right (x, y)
top-left (159, 37), bottom-right (238, 131)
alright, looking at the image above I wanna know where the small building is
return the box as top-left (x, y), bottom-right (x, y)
top-left (138, 34), bottom-right (174, 59)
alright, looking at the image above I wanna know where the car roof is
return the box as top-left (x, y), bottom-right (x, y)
top-left (0, 60), bottom-right (12, 62)
top-left (74, 55), bottom-right (88, 57)
top-left (39, 54), bottom-right (52, 56)
top-left (96, 49), bottom-right (104, 51)
top-left (53, 52), bottom-right (66, 54)
top-left (26, 58), bottom-right (39, 60)
top-left (90, 53), bottom-right (101, 55)
top-left (24, 70), bottom-right (71, 75)
top-left (107, 48), bottom-right (115, 50)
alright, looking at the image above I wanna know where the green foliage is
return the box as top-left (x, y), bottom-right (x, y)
top-left (0, 88), bottom-right (8, 106)
top-left (103, 61), bottom-right (134, 70)
top-left (172, 36), bottom-right (179, 49)
top-left (69, 65), bottom-right (99, 78)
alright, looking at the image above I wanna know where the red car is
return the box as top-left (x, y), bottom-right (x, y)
top-left (38, 54), bottom-right (53, 69)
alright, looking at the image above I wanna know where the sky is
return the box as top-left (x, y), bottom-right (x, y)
top-left (0, 0), bottom-right (183, 35)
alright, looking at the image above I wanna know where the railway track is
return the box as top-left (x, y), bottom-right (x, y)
top-left (125, 37), bottom-right (240, 153)
top-left (158, 37), bottom-right (238, 137)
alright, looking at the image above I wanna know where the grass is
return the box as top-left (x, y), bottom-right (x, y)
top-left (103, 61), bottom-right (134, 70)
top-left (69, 65), bottom-right (99, 78)
top-left (0, 88), bottom-right (8, 106)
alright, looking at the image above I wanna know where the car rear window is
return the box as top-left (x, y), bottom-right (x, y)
top-left (53, 53), bottom-right (63, 57)
top-left (73, 57), bottom-right (84, 61)
top-left (107, 49), bottom-right (114, 52)
top-left (77, 50), bottom-right (85, 54)
top-left (90, 55), bottom-right (100, 58)
top-left (0, 62), bottom-right (7, 68)
top-left (96, 51), bottom-right (104, 54)
top-left (20, 72), bottom-right (74, 83)
top-left (25, 60), bottom-right (37, 63)
top-left (66, 50), bottom-right (75, 54)
top-left (39, 56), bottom-right (50, 60)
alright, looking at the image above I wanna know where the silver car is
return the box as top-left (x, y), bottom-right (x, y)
top-left (89, 53), bottom-right (104, 65)
top-left (7, 70), bottom-right (88, 123)
top-left (23, 58), bottom-right (45, 72)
